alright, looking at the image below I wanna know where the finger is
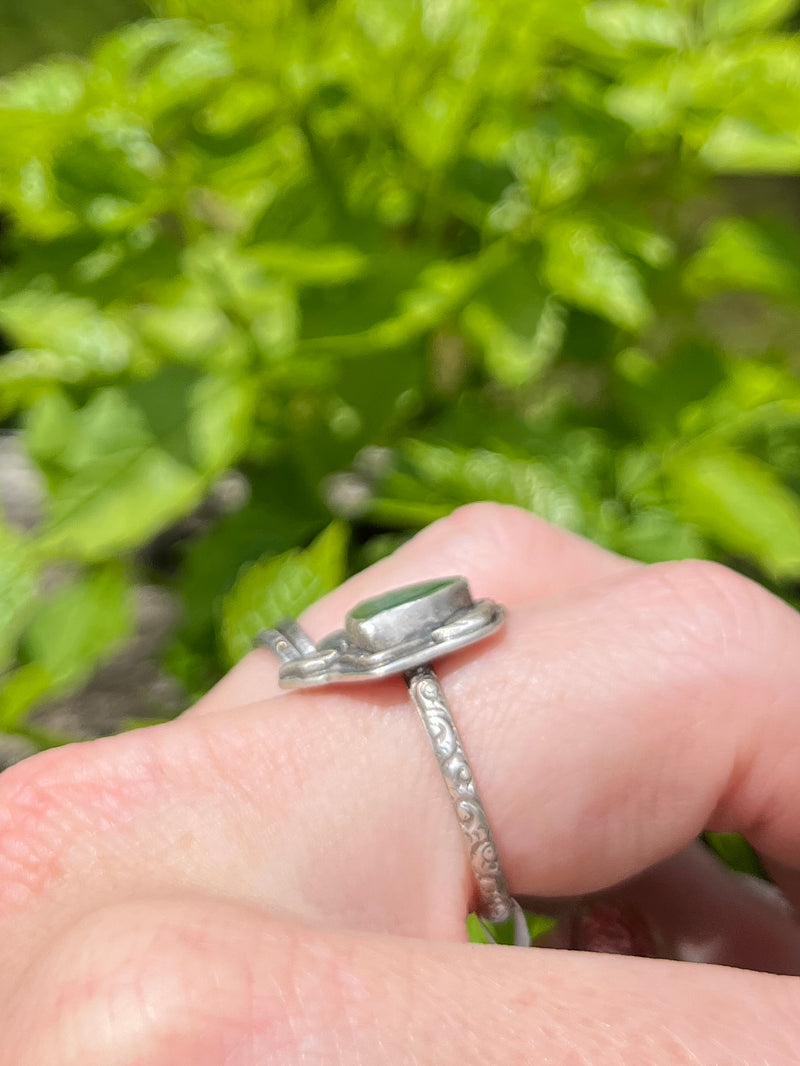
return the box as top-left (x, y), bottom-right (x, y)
top-left (190, 502), bottom-right (633, 714)
top-left (535, 842), bottom-right (800, 975)
top-left (759, 857), bottom-right (800, 927)
top-left (621, 845), bottom-right (800, 973)
top-left (10, 896), bottom-right (800, 1066)
top-left (6, 556), bottom-right (800, 989)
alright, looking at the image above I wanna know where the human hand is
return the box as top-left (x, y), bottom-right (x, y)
top-left (3, 504), bottom-right (800, 1064)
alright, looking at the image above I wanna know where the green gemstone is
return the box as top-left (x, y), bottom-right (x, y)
top-left (350, 579), bottom-right (457, 621)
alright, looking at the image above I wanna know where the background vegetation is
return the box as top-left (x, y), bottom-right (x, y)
top-left (2, 0), bottom-right (800, 751)
top-left (0, 0), bottom-right (144, 76)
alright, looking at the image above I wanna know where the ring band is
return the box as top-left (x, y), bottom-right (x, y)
top-left (404, 664), bottom-right (513, 922)
top-left (257, 576), bottom-right (530, 947)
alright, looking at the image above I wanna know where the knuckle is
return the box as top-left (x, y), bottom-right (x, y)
top-left (632, 558), bottom-right (767, 664)
top-left (432, 501), bottom-right (542, 560)
top-left (0, 734), bottom-right (159, 910)
top-left (12, 899), bottom-right (255, 1063)
top-left (14, 899), bottom-right (358, 1065)
top-left (0, 745), bottom-right (84, 907)
top-left (445, 500), bottom-right (532, 537)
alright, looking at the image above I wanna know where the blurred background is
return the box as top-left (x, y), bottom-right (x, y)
top-left (1, 0), bottom-right (800, 766)
top-left (0, 0), bottom-right (144, 75)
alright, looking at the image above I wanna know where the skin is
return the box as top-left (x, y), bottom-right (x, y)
top-left (3, 502), bottom-right (800, 1064)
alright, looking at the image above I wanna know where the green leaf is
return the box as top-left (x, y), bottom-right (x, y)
top-left (463, 296), bottom-right (566, 388)
top-left (611, 507), bottom-right (711, 564)
top-left (0, 289), bottom-right (135, 415)
top-left (508, 115), bottom-right (600, 210)
top-left (41, 449), bottom-right (203, 562)
top-left (22, 390), bottom-right (76, 471)
top-left (0, 664), bottom-right (54, 732)
top-left (0, 519), bottom-right (40, 671)
top-left (182, 238), bottom-right (299, 359)
top-left (198, 76), bottom-right (278, 136)
top-left (667, 449), bottom-right (800, 578)
top-left (684, 217), bottom-right (800, 299)
top-left (23, 563), bottom-right (134, 693)
top-left (615, 343), bottom-right (727, 439)
top-left (27, 386), bottom-right (150, 476)
top-left (462, 253), bottom-right (567, 389)
top-left (0, 58), bottom-right (85, 114)
top-left (298, 244), bottom-right (511, 358)
top-left (91, 18), bottom-right (198, 80)
top-left (188, 374), bottom-right (256, 475)
top-left (585, 1), bottom-right (688, 50)
top-left (403, 441), bottom-right (585, 531)
top-left (677, 360), bottom-right (800, 446)
top-left (91, 18), bottom-right (233, 116)
top-left (220, 522), bottom-right (349, 666)
top-left (704, 832), bottom-right (765, 877)
top-left (541, 219), bottom-right (652, 332)
top-left (123, 365), bottom-right (199, 469)
top-left (699, 117), bottom-right (800, 173)
top-left (138, 29), bottom-right (233, 114)
top-left (167, 463), bottom-right (325, 695)
top-left (250, 243), bottom-right (368, 286)
top-left (133, 301), bottom-right (233, 364)
top-left (466, 909), bottom-right (557, 946)
top-left (0, 560), bottom-right (133, 734)
top-left (604, 74), bottom-right (680, 134)
top-left (33, 389), bottom-right (205, 562)
top-left (703, 0), bottom-right (800, 37)
top-left (596, 206), bottom-right (676, 269)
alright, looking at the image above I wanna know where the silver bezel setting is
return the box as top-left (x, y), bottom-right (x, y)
top-left (257, 577), bottom-right (504, 687)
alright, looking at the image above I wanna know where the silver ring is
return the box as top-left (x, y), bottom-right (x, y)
top-left (257, 576), bottom-right (530, 947)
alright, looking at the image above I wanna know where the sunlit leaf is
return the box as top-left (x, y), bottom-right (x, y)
top-left (685, 217), bottom-right (800, 298)
top-left (585, 1), bottom-right (687, 50)
top-left (597, 207), bottom-right (676, 268)
top-left (611, 507), bottom-right (710, 563)
top-left (32, 389), bottom-right (205, 561)
top-left (462, 296), bottom-right (566, 388)
top-left (668, 449), bottom-right (800, 578)
top-left (508, 117), bottom-right (599, 208)
top-left (703, 0), bottom-right (800, 36)
top-left (541, 218), bottom-right (652, 332)
top-left (0, 518), bottom-right (40, 671)
top-left (22, 391), bottom-right (77, 470)
top-left (0, 58), bottom-right (85, 114)
top-left (91, 18), bottom-right (200, 80)
top-left (138, 28), bottom-right (233, 113)
top-left (0, 664), bottom-right (54, 731)
top-left (615, 343), bottom-right (727, 439)
top-left (0, 289), bottom-right (135, 413)
top-left (604, 76), bottom-right (679, 134)
top-left (466, 909), bottom-right (557, 946)
top-left (220, 522), bottom-right (348, 666)
top-left (404, 441), bottom-right (585, 531)
top-left (40, 449), bottom-right (203, 562)
top-left (188, 374), bottom-right (256, 474)
top-left (250, 244), bottom-right (368, 286)
top-left (699, 117), bottom-right (800, 173)
top-left (23, 563), bottom-right (134, 692)
top-left (704, 832), bottom-right (764, 877)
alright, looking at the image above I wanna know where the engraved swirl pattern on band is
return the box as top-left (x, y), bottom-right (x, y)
top-left (404, 664), bottom-right (513, 924)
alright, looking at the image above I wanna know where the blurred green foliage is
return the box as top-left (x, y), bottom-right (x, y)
top-left (0, 0), bottom-right (144, 74)
top-left (2, 0), bottom-right (800, 742)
